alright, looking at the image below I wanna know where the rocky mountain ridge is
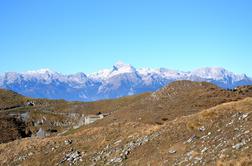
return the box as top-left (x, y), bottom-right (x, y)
top-left (0, 62), bottom-right (251, 101)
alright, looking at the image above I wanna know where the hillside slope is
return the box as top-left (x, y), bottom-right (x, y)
top-left (0, 97), bottom-right (251, 165)
top-left (0, 88), bottom-right (148, 144)
top-left (98, 81), bottom-right (244, 125)
top-left (0, 89), bottom-right (27, 110)
top-left (0, 82), bottom-right (252, 165)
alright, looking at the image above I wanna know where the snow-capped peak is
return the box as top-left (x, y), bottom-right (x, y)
top-left (191, 67), bottom-right (248, 81)
top-left (137, 68), bottom-right (158, 75)
top-left (18, 68), bottom-right (61, 84)
top-left (110, 61), bottom-right (136, 76)
top-left (113, 61), bottom-right (130, 69)
top-left (112, 61), bottom-right (135, 71)
top-left (89, 61), bottom-right (137, 80)
top-left (138, 67), bottom-right (188, 79)
top-left (191, 67), bottom-right (228, 78)
top-left (89, 69), bottom-right (111, 80)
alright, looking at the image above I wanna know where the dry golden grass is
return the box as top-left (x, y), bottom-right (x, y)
top-left (1, 82), bottom-right (252, 165)
top-left (0, 89), bottom-right (28, 110)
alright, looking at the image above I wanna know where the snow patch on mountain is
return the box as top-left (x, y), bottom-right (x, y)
top-left (89, 61), bottom-right (137, 80)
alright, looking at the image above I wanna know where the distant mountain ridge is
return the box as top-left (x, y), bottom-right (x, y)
top-left (0, 62), bottom-right (251, 101)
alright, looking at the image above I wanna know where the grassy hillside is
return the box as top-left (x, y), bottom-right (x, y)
top-left (95, 81), bottom-right (244, 126)
top-left (0, 97), bottom-right (251, 165)
top-left (0, 82), bottom-right (252, 165)
top-left (0, 88), bottom-right (149, 144)
top-left (0, 89), bottom-right (28, 110)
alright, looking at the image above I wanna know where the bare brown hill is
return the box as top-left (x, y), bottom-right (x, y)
top-left (0, 81), bottom-right (252, 165)
top-left (97, 81), bottom-right (244, 125)
top-left (0, 88), bottom-right (148, 144)
top-left (0, 89), bottom-right (27, 110)
top-left (0, 97), bottom-right (251, 165)
top-left (125, 97), bottom-right (252, 165)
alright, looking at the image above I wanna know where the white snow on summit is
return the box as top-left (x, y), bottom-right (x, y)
top-left (89, 69), bottom-right (112, 80)
top-left (110, 61), bottom-right (137, 77)
top-left (191, 67), bottom-right (247, 82)
top-left (89, 61), bottom-right (137, 80)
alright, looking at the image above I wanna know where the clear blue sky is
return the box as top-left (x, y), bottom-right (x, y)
top-left (0, 0), bottom-right (251, 75)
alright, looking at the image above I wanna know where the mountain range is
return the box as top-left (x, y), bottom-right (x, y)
top-left (0, 61), bottom-right (251, 101)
